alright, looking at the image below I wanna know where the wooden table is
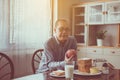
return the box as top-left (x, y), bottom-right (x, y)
top-left (13, 69), bottom-right (120, 80)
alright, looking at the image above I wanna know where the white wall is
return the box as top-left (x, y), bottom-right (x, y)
top-left (57, 0), bottom-right (81, 29)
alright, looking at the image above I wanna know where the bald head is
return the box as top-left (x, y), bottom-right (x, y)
top-left (55, 19), bottom-right (69, 28)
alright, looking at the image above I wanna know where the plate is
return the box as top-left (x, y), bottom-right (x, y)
top-left (74, 70), bottom-right (102, 76)
top-left (49, 72), bottom-right (65, 78)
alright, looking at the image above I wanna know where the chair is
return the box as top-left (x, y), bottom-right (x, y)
top-left (0, 52), bottom-right (14, 80)
top-left (32, 49), bottom-right (44, 74)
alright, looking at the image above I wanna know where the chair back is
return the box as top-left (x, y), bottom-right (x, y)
top-left (0, 52), bottom-right (14, 80)
top-left (32, 49), bottom-right (44, 74)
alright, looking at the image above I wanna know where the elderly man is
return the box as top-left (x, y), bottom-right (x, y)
top-left (36, 19), bottom-right (77, 73)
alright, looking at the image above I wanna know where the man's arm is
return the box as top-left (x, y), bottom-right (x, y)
top-left (36, 41), bottom-right (65, 73)
top-left (45, 46), bottom-right (65, 70)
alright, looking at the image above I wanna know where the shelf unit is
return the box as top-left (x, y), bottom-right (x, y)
top-left (72, 5), bottom-right (88, 46)
top-left (88, 1), bottom-right (120, 24)
top-left (88, 24), bottom-right (120, 47)
top-left (72, 0), bottom-right (120, 47)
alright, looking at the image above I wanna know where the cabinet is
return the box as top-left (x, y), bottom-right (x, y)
top-left (77, 46), bottom-right (87, 58)
top-left (72, 0), bottom-right (120, 47)
top-left (72, 5), bottom-right (88, 46)
top-left (103, 47), bottom-right (120, 56)
top-left (103, 47), bottom-right (120, 69)
top-left (74, 0), bottom-right (120, 69)
top-left (88, 1), bottom-right (120, 24)
top-left (86, 47), bottom-right (103, 55)
top-left (88, 3), bottom-right (104, 24)
top-left (77, 46), bottom-right (120, 69)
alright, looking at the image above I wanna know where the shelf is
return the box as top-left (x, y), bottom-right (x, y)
top-left (75, 33), bottom-right (84, 36)
top-left (87, 46), bottom-right (115, 48)
top-left (90, 13), bottom-right (102, 16)
top-left (88, 24), bottom-right (119, 47)
top-left (108, 12), bottom-right (120, 14)
top-left (77, 43), bottom-right (86, 46)
top-left (75, 23), bottom-right (85, 26)
top-left (75, 14), bottom-right (85, 16)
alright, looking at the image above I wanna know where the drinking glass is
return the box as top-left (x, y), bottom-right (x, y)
top-left (65, 61), bottom-right (75, 80)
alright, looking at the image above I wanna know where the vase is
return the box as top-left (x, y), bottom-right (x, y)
top-left (97, 39), bottom-right (103, 46)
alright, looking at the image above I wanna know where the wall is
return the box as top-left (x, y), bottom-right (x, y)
top-left (58, 0), bottom-right (97, 20)
top-left (57, 0), bottom-right (81, 30)
top-left (53, 0), bottom-right (100, 34)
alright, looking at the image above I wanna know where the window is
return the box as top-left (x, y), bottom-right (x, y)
top-left (0, 0), bottom-right (52, 50)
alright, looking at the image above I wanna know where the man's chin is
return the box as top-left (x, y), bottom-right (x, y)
top-left (60, 38), bottom-right (67, 42)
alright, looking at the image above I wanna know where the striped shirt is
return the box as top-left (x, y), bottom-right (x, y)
top-left (36, 35), bottom-right (77, 73)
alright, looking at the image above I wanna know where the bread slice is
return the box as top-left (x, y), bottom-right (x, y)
top-left (52, 70), bottom-right (65, 76)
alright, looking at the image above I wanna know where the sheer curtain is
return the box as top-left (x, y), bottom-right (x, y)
top-left (0, 0), bottom-right (9, 50)
top-left (10, 0), bottom-right (51, 49)
top-left (11, 0), bottom-right (51, 77)
top-left (0, 0), bottom-right (51, 77)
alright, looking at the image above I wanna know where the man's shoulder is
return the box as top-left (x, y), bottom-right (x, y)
top-left (45, 36), bottom-right (55, 43)
top-left (68, 36), bottom-right (77, 43)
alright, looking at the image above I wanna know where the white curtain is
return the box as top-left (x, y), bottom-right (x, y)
top-left (0, 0), bottom-right (51, 77)
top-left (0, 0), bottom-right (9, 50)
top-left (10, 0), bottom-right (51, 49)
top-left (0, 0), bottom-right (51, 50)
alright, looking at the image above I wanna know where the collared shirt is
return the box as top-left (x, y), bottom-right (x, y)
top-left (36, 35), bottom-right (77, 73)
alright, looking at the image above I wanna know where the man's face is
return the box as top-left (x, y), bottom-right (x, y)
top-left (55, 21), bottom-right (70, 43)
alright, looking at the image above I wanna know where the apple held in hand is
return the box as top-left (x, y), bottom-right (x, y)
top-left (66, 49), bottom-right (77, 58)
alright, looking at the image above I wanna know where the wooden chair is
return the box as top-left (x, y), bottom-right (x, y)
top-left (31, 49), bottom-right (44, 74)
top-left (0, 52), bottom-right (14, 80)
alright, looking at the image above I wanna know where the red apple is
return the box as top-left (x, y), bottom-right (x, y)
top-left (66, 49), bottom-right (76, 58)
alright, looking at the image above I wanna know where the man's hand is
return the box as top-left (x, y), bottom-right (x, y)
top-left (64, 49), bottom-right (77, 62)
top-left (66, 49), bottom-right (76, 58)
top-left (65, 53), bottom-right (74, 62)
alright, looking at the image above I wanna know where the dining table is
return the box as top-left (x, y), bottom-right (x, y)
top-left (13, 69), bottom-right (120, 80)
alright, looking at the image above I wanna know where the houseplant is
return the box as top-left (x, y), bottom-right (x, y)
top-left (96, 30), bottom-right (107, 46)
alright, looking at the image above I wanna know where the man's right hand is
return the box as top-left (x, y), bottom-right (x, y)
top-left (64, 53), bottom-right (74, 62)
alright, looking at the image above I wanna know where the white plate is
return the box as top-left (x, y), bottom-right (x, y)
top-left (49, 72), bottom-right (65, 78)
top-left (74, 70), bottom-right (102, 76)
